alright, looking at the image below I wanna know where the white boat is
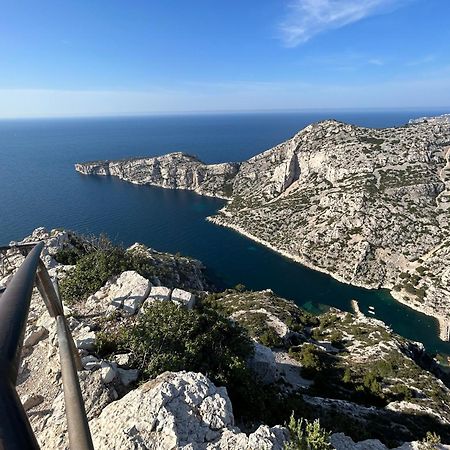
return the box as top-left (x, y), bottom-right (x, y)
top-left (368, 310), bottom-right (376, 315)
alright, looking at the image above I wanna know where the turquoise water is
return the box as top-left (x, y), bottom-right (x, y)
top-left (1, 110), bottom-right (450, 356)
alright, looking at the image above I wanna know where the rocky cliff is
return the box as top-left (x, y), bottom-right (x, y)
top-left (75, 116), bottom-right (450, 340)
top-left (75, 152), bottom-right (240, 199)
top-left (3, 228), bottom-right (450, 449)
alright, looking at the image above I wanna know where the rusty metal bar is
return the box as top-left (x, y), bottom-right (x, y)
top-left (35, 260), bottom-right (64, 317)
top-left (34, 262), bottom-right (82, 370)
top-left (56, 315), bottom-right (94, 450)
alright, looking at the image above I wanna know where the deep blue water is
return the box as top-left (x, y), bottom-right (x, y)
top-left (1, 110), bottom-right (450, 356)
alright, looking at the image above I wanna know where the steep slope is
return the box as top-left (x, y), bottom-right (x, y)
top-left (3, 228), bottom-right (450, 448)
top-left (75, 116), bottom-right (450, 340)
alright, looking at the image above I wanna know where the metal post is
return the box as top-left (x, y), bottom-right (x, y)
top-left (56, 316), bottom-right (94, 450)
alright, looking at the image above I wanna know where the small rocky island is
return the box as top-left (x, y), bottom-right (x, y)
top-left (2, 228), bottom-right (450, 449)
top-left (76, 116), bottom-right (450, 341)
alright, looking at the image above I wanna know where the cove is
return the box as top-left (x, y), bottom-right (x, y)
top-left (78, 176), bottom-right (450, 358)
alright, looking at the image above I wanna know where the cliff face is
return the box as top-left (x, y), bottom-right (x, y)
top-left (75, 152), bottom-right (240, 199)
top-left (75, 116), bottom-right (450, 339)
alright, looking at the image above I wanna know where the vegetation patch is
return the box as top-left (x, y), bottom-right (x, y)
top-left (58, 234), bottom-right (204, 304)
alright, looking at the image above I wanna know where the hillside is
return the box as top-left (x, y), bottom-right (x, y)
top-left (0, 229), bottom-right (450, 450)
top-left (2, 228), bottom-right (449, 449)
top-left (76, 116), bottom-right (450, 340)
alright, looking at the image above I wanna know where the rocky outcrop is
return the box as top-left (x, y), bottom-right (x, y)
top-left (409, 114), bottom-right (450, 125)
top-left (4, 229), bottom-right (450, 448)
top-left (75, 116), bottom-right (450, 340)
top-left (75, 152), bottom-right (240, 199)
top-left (89, 371), bottom-right (288, 450)
top-left (85, 270), bottom-right (152, 316)
top-left (331, 433), bottom-right (450, 449)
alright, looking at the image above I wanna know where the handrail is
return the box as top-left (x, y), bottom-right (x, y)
top-left (0, 242), bottom-right (94, 450)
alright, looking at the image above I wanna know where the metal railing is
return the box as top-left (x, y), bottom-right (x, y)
top-left (0, 242), bottom-right (94, 450)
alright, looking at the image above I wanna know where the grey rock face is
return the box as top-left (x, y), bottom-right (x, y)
top-left (88, 371), bottom-right (288, 450)
top-left (76, 115), bottom-right (450, 340)
top-left (75, 152), bottom-right (240, 199)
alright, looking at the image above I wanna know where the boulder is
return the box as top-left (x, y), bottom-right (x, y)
top-left (113, 353), bottom-right (132, 367)
top-left (148, 286), bottom-right (171, 302)
top-left (248, 342), bottom-right (277, 384)
top-left (100, 361), bottom-right (117, 384)
top-left (81, 355), bottom-right (101, 371)
top-left (74, 329), bottom-right (96, 351)
top-left (86, 271), bottom-right (151, 316)
top-left (171, 288), bottom-right (196, 309)
top-left (330, 432), bottom-right (450, 450)
top-left (89, 371), bottom-right (288, 450)
top-left (24, 326), bottom-right (49, 348)
top-left (21, 394), bottom-right (44, 411)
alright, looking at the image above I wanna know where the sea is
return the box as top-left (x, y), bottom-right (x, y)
top-left (1, 109), bottom-right (450, 357)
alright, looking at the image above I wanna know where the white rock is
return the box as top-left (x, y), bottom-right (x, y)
top-left (199, 388), bottom-right (233, 430)
top-left (75, 330), bottom-right (96, 351)
top-left (81, 355), bottom-right (101, 371)
top-left (113, 353), bottom-right (131, 367)
top-left (100, 361), bottom-right (117, 384)
top-left (148, 285), bottom-right (171, 302)
top-left (248, 342), bottom-right (277, 384)
top-left (330, 432), bottom-right (450, 450)
top-left (171, 288), bottom-right (196, 309)
top-left (93, 271), bottom-right (151, 315)
top-left (88, 371), bottom-right (288, 450)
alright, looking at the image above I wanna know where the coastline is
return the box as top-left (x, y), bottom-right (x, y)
top-left (207, 214), bottom-right (450, 343)
top-left (75, 167), bottom-right (233, 201)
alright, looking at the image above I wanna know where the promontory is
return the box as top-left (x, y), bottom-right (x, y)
top-left (76, 115), bottom-right (450, 340)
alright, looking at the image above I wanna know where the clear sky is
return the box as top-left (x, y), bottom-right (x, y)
top-left (1, 0), bottom-right (450, 118)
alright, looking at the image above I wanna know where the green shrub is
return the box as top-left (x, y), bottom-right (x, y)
top-left (97, 301), bottom-right (251, 377)
top-left (289, 344), bottom-right (323, 379)
top-left (259, 327), bottom-right (284, 348)
top-left (363, 371), bottom-right (382, 396)
top-left (391, 383), bottom-right (413, 401)
top-left (419, 431), bottom-right (441, 449)
top-left (96, 301), bottom-right (279, 422)
top-left (54, 246), bottom-right (84, 265)
top-left (342, 368), bottom-right (352, 384)
top-left (59, 245), bottom-right (129, 303)
top-left (284, 412), bottom-right (331, 450)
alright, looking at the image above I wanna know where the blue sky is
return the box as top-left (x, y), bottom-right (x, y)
top-left (1, 0), bottom-right (449, 117)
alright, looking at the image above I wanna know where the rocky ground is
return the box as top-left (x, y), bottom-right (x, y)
top-left (75, 115), bottom-right (450, 340)
top-left (1, 228), bottom-right (450, 449)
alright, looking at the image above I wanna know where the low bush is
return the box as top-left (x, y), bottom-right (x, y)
top-left (284, 412), bottom-right (331, 450)
top-left (96, 301), bottom-right (287, 423)
top-left (289, 344), bottom-right (323, 379)
top-left (59, 244), bottom-right (130, 303)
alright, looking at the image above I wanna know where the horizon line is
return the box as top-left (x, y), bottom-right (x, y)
top-left (0, 106), bottom-right (449, 121)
